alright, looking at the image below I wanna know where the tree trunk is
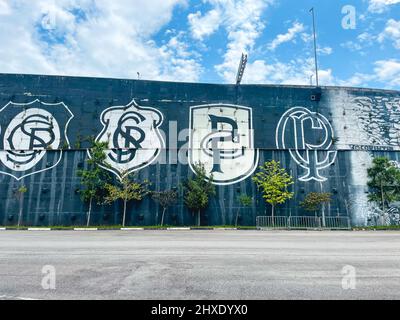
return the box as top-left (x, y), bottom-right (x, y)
top-left (161, 207), bottom-right (166, 226)
top-left (87, 197), bottom-right (93, 227)
top-left (271, 205), bottom-right (275, 227)
top-left (122, 198), bottom-right (127, 227)
top-left (197, 210), bottom-right (201, 227)
top-left (381, 180), bottom-right (385, 212)
top-left (321, 204), bottom-right (326, 228)
top-left (235, 208), bottom-right (240, 227)
top-left (17, 196), bottom-right (23, 228)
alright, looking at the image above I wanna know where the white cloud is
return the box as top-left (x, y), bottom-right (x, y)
top-left (341, 41), bottom-right (363, 52)
top-left (0, 0), bottom-right (11, 15)
top-left (358, 32), bottom-right (377, 43)
top-left (339, 59), bottom-right (400, 88)
top-left (186, 0), bottom-right (336, 86)
top-left (247, 57), bottom-right (400, 89)
top-left (188, 9), bottom-right (221, 41)
top-left (340, 32), bottom-right (377, 53)
top-left (196, 1), bottom-right (332, 85)
top-left (368, 0), bottom-right (400, 13)
top-left (0, 0), bottom-right (203, 82)
top-left (300, 32), bottom-right (313, 43)
top-left (374, 59), bottom-right (400, 86)
top-left (189, 0), bottom-right (273, 83)
top-left (241, 58), bottom-right (334, 86)
top-left (268, 22), bottom-right (305, 51)
top-left (319, 69), bottom-right (335, 85)
top-left (337, 73), bottom-right (374, 87)
top-left (317, 46), bottom-right (333, 55)
top-left (378, 19), bottom-right (400, 49)
top-left (158, 32), bottom-right (203, 82)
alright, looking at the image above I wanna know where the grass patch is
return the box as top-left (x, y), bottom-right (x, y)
top-left (353, 225), bottom-right (400, 231)
top-left (2, 225), bottom-right (121, 230)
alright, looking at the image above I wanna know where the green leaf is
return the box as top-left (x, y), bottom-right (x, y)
top-left (184, 162), bottom-right (216, 211)
top-left (252, 160), bottom-right (294, 207)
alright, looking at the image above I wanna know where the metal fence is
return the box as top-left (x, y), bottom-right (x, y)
top-left (324, 217), bottom-right (351, 229)
top-left (256, 216), bottom-right (351, 230)
top-left (255, 216), bottom-right (288, 229)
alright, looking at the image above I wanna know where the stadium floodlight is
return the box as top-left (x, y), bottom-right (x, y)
top-left (236, 53), bottom-right (248, 85)
top-left (310, 7), bottom-right (319, 87)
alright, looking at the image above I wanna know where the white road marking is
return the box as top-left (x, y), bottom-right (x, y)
top-left (0, 295), bottom-right (41, 300)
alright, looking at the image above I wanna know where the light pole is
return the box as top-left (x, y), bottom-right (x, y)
top-left (310, 7), bottom-right (319, 87)
top-left (236, 53), bottom-right (248, 85)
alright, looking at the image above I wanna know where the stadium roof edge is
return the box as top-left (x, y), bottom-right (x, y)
top-left (0, 72), bottom-right (399, 95)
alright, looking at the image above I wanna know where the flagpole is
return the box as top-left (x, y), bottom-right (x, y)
top-left (310, 7), bottom-right (319, 87)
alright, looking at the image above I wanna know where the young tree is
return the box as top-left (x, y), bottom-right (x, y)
top-left (152, 190), bottom-right (178, 226)
top-left (184, 163), bottom-right (216, 226)
top-left (104, 173), bottom-right (150, 227)
top-left (367, 157), bottom-right (400, 211)
top-left (236, 194), bottom-right (253, 227)
top-left (300, 192), bottom-right (332, 226)
top-left (77, 141), bottom-right (111, 227)
top-left (16, 185), bottom-right (28, 227)
top-left (253, 160), bottom-right (294, 221)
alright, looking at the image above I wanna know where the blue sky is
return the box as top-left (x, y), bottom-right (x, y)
top-left (0, 0), bottom-right (399, 90)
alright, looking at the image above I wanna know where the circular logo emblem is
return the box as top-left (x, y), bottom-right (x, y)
top-left (2, 108), bottom-right (60, 171)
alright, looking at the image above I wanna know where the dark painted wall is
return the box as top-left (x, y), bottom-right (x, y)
top-left (0, 73), bottom-right (399, 226)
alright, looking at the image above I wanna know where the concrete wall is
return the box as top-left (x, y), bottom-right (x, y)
top-left (0, 73), bottom-right (399, 226)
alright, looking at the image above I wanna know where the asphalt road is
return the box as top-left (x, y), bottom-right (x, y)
top-left (0, 230), bottom-right (399, 300)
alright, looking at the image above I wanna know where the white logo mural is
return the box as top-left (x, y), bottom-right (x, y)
top-left (189, 104), bottom-right (259, 185)
top-left (0, 100), bottom-right (74, 180)
top-left (353, 97), bottom-right (400, 147)
top-left (276, 107), bottom-right (337, 182)
top-left (95, 99), bottom-right (164, 179)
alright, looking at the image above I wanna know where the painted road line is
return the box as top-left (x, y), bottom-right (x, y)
top-left (0, 228), bottom-right (6, 231)
top-left (74, 228), bottom-right (99, 231)
top-left (167, 228), bottom-right (191, 231)
top-left (28, 228), bottom-right (52, 231)
top-left (0, 295), bottom-right (41, 300)
top-left (214, 228), bottom-right (238, 231)
top-left (121, 228), bottom-right (145, 231)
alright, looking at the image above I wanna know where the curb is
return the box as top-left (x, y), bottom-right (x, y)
top-left (0, 227), bottom-right (258, 231)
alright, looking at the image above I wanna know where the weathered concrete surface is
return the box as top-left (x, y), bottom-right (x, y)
top-left (0, 231), bottom-right (399, 300)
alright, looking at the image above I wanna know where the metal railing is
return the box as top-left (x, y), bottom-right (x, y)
top-left (256, 216), bottom-right (351, 230)
top-left (255, 216), bottom-right (288, 229)
top-left (324, 217), bottom-right (351, 230)
top-left (290, 216), bottom-right (321, 229)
